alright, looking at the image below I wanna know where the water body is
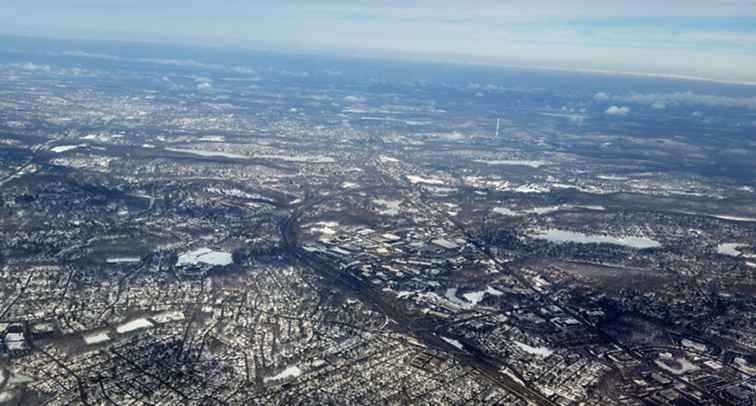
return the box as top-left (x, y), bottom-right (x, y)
top-left (530, 229), bottom-right (661, 249)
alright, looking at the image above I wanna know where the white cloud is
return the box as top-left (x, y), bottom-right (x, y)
top-left (4, 2), bottom-right (756, 84)
top-left (593, 92), bottom-right (610, 101)
top-left (605, 106), bottom-right (630, 116)
top-left (594, 91), bottom-right (756, 111)
top-left (15, 62), bottom-right (52, 72)
top-left (196, 82), bottom-right (213, 91)
top-left (651, 101), bottom-right (667, 109)
top-left (343, 95), bottom-right (366, 103)
top-left (614, 91), bottom-right (756, 110)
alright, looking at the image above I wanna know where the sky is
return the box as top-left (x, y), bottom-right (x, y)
top-left (2, 0), bottom-right (756, 84)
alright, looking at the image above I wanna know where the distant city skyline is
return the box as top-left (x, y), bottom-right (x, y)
top-left (2, 0), bottom-right (756, 84)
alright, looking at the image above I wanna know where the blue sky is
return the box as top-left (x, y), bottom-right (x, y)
top-left (2, 0), bottom-right (756, 84)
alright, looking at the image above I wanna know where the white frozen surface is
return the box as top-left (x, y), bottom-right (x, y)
top-left (264, 366), bottom-right (302, 382)
top-left (374, 199), bottom-right (402, 216)
top-left (152, 310), bottom-right (185, 324)
top-left (655, 356), bottom-right (700, 375)
top-left (116, 318), bottom-right (154, 334)
top-left (106, 257), bottom-right (140, 264)
top-left (530, 229), bottom-right (661, 249)
top-left (177, 248), bottom-right (233, 266)
top-left (166, 147), bottom-right (247, 159)
top-left (441, 336), bottom-right (465, 350)
top-left (493, 207), bottom-right (520, 217)
top-left (406, 175), bottom-right (445, 185)
top-left (84, 332), bottom-right (111, 345)
top-left (514, 341), bottom-right (554, 357)
top-left (51, 145), bottom-right (80, 153)
top-left (475, 159), bottom-right (548, 168)
top-left (717, 243), bottom-right (747, 257)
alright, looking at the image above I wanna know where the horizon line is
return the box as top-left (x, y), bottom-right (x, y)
top-left (3, 32), bottom-right (756, 88)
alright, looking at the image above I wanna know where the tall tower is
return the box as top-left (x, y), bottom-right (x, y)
top-left (495, 118), bottom-right (500, 138)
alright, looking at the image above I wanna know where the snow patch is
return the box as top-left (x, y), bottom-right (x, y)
top-left (441, 336), bottom-right (464, 350)
top-left (530, 229), bottom-right (661, 249)
top-left (177, 248), bottom-right (233, 266)
top-left (475, 159), bottom-right (548, 168)
top-left (406, 175), bottom-right (445, 185)
top-left (51, 145), bottom-right (80, 153)
top-left (116, 318), bottom-right (154, 334)
top-left (84, 332), bottom-right (111, 345)
top-left (514, 341), bottom-right (554, 357)
top-left (264, 366), bottom-right (302, 383)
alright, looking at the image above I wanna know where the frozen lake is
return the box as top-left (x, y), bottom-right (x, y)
top-left (177, 248), bottom-right (233, 266)
top-left (166, 147), bottom-right (248, 159)
top-left (530, 229), bottom-right (661, 249)
top-left (475, 159), bottom-right (548, 168)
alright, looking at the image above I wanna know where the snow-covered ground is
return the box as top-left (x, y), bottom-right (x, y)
top-left (177, 248), bottom-right (233, 266)
top-left (717, 243), bottom-right (748, 257)
top-left (655, 355), bottom-right (700, 375)
top-left (106, 257), bottom-right (141, 264)
top-left (444, 288), bottom-right (470, 309)
top-left (310, 221), bottom-right (339, 236)
top-left (492, 207), bottom-right (520, 217)
top-left (494, 205), bottom-right (605, 217)
top-left (514, 341), bottom-right (554, 357)
top-left (681, 339), bottom-right (706, 352)
top-left (708, 214), bottom-right (756, 223)
top-left (51, 145), bottom-right (80, 153)
top-left (83, 332), bottom-right (111, 345)
top-left (378, 155), bottom-right (400, 163)
top-left (256, 154), bottom-right (335, 164)
top-left (165, 147), bottom-right (247, 159)
top-left (441, 336), bottom-right (465, 350)
top-left (406, 175), bottom-right (445, 185)
top-left (373, 199), bottom-right (402, 216)
top-left (116, 318), bottom-right (154, 334)
top-left (264, 366), bottom-right (302, 383)
top-left (445, 286), bottom-right (504, 308)
top-left (462, 291), bottom-right (486, 305)
top-left (152, 310), bottom-right (185, 324)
